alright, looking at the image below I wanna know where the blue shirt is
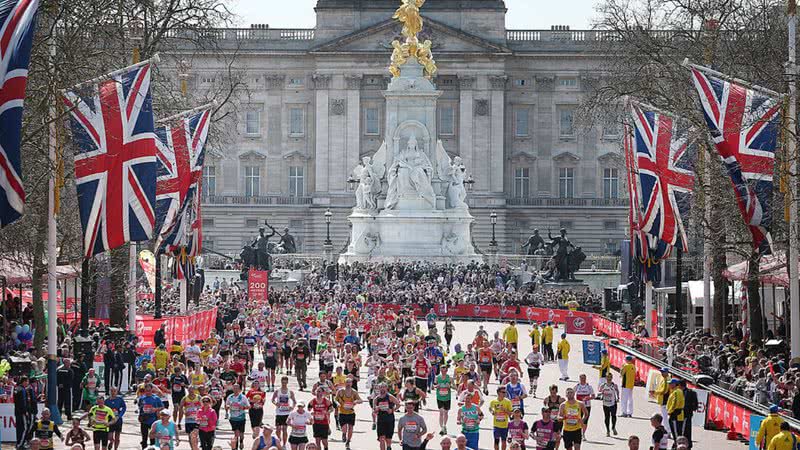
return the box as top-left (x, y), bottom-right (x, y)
top-left (105, 396), bottom-right (126, 418)
top-left (138, 395), bottom-right (163, 425)
top-left (505, 382), bottom-right (526, 413)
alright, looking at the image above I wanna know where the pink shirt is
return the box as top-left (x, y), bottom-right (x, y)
top-left (197, 408), bottom-right (218, 432)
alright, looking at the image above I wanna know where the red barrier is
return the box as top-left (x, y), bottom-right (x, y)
top-left (135, 308), bottom-right (217, 350)
top-left (441, 304), bottom-right (592, 324)
top-left (593, 315), bottom-right (635, 341)
top-left (707, 394), bottom-right (750, 436)
top-left (565, 315), bottom-right (594, 334)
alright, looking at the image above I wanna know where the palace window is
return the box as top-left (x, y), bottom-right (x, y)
top-left (244, 166), bottom-right (260, 197)
top-left (559, 167), bottom-right (574, 198)
top-left (439, 105), bottom-right (455, 135)
top-left (365, 107), bottom-right (380, 135)
top-left (289, 166), bottom-right (304, 197)
top-left (514, 167), bottom-right (530, 198)
top-left (515, 107), bottom-right (529, 137)
top-left (559, 108), bottom-right (575, 137)
top-left (559, 77), bottom-right (578, 87)
top-left (290, 107), bottom-right (304, 135)
top-left (202, 166), bottom-right (216, 197)
top-left (603, 168), bottom-right (619, 199)
top-left (245, 110), bottom-right (260, 135)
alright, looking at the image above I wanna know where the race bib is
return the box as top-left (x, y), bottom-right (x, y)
top-left (173, 385), bottom-right (183, 392)
top-left (293, 425), bottom-right (306, 434)
top-left (199, 417), bottom-right (209, 428)
top-left (465, 418), bottom-right (477, 427)
top-left (378, 401), bottom-right (389, 411)
top-left (314, 412), bottom-right (326, 420)
top-left (496, 411), bottom-right (507, 421)
top-left (159, 435), bottom-right (170, 445)
top-left (405, 421), bottom-right (417, 432)
top-left (143, 404), bottom-right (154, 414)
top-left (297, 354), bottom-right (305, 360)
top-left (438, 387), bottom-right (449, 396)
top-left (95, 411), bottom-right (107, 423)
top-left (344, 401), bottom-right (354, 411)
top-left (87, 380), bottom-right (96, 389)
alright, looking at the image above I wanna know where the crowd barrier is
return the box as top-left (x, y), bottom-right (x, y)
top-left (135, 308), bottom-right (217, 350)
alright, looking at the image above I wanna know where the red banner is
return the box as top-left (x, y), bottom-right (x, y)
top-left (135, 307), bottom-right (218, 350)
top-left (248, 270), bottom-right (269, 303)
top-left (564, 315), bottom-right (594, 334)
top-left (706, 393), bottom-right (750, 436)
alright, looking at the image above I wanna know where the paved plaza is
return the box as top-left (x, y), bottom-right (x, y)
top-left (84, 320), bottom-right (739, 450)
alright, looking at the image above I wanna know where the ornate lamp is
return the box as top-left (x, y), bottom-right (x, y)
top-left (490, 210), bottom-right (498, 247)
top-left (346, 175), bottom-right (359, 192)
top-left (324, 209), bottom-right (333, 246)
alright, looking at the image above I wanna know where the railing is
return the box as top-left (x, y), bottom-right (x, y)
top-left (489, 254), bottom-right (621, 271)
top-left (202, 195), bottom-right (313, 206)
top-left (506, 197), bottom-right (628, 207)
top-left (506, 29), bottom-right (759, 43)
top-left (165, 28), bottom-right (315, 41)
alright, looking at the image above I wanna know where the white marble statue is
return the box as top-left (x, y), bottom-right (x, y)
top-left (385, 133), bottom-right (436, 209)
top-left (434, 141), bottom-right (468, 209)
top-left (352, 156), bottom-right (381, 211)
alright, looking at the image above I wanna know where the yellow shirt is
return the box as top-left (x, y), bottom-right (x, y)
top-left (666, 388), bottom-right (684, 421)
top-left (191, 373), bottom-right (207, 386)
top-left (768, 431), bottom-right (797, 450)
top-left (154, 349), bottom-right (169, 370)
top-left (758, 414), bottom-right (785, 448)
top-left (597, 356), bottom-right (610, 374)
top-left (489, 398), bottom-right (513, 428)
top-left (503, 326), bottom-right (518, 344)
top-left (543, 326), bottom-right (554, 344)
top-left (655, 378), bottom-right (669, 405)
top-left (557, 340), bottom-right (570, 360)
top-left (620, 363), bottom-right (636, 389)
top-left (332, 374), bottom-right (347, 390)
top-left (529, 328), bottom-right (541, 346)
top-left (199, 350), bottom-right (212, 362)
top-left (561, 400), bottom-right (583, 432)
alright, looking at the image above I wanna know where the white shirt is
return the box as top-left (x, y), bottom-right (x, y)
top-left (574, 383), bottom-right (595, 407)
top-left (525, 351), bottom-right (544, 368)
top-left (250, 369), bottom-right (268, 385)
top-left (288, 411), bottom-right (311, 437)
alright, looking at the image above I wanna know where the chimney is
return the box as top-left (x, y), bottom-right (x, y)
top-left (550, 25), bottom-right (570, 31)
top-left (250, 24), bottom-right (269, 29)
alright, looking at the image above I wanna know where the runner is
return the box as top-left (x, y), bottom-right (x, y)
top-left (372, 383), bottom-right (400, 450)
top-left (308, 386), bottom-right (333, 450)
top-left (598, 372), bottom-right (619, 437)
top-left (150, 410), bottom-right (180, 450)
top-left (557, 388), bottom-right (587, 450)
top-left (524, 345), bottom-right (545, 397)
top-left (89, 397), bottom-right (116, 450)
top-left (287, 402), bottom-right (313, 450)
top-left (294, 338), bottom-right (312, 391)
top-left (33, 408), bottom-right (63, 450)
top-left (489, 386), bottom-right (513, 450)
top-left (226, 384), bottom-right (250, 450)
top-left (246, 380), bottom-right (267, 429)
top-left (104, 387), bottom-right (125, 450)
top-left (264, 336), bottom-right (279, 391)
top-left (456, 390), bottom-right (483, 450)
top-left (137, 383), bottom-right (164, 449)
top-left (197, 396), bottom-right (218, 450)
top-left (434, 365), bottom-right (454, 436)
top-left (335, 377), bottom-right (362, 450)
top-left (573, 374), bottom-right (595, 435)
top-left (504, 370), bottom-right (528, 417)
top-left (273, 376), bottom-right (298, 446)
top-left (397, 400), bottom-right (428, 450)
top-left (507, 409), bottom-right (529, 450)
top-left (169, 367), bottom-right (189, 425)
top-left (477, 343), bottom-right (494, 395)
top-left (530, 407), bottom-right (561, 450)
top-left (400, 377), bottom-right (427, 413)
top-left (179, 386), bottom-right (203, 450)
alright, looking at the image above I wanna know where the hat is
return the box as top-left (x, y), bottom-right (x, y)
top-left (297, 402), bottom-right (305, 408)
top-left (160, 409), bottom-right (171, 416)
top-left (669, 379), bottom-right (680, 384)
top-left (770, 404), bottom-right (780, 413)
top-left (625, 355), bottom-right (633, 361)
top-left (660, 367), bottom-right (669, 373)
top-left (601, 349), bottom-right (608, 354)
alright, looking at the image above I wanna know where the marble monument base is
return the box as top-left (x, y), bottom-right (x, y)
top-left (339, 206), bottom-right (483, 264)
top-left (541, 280), bottom-right (590, 292)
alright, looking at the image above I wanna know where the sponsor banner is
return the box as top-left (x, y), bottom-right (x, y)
top-left (582, 340), bottom-right (604, 365)
top-left (139, 250), bottom-right (157, 293)
top-left (706, 392), bottom-right (750, 437)
top-left (444, 304), bottom-right (592, 324)
top-left (248, 270), bottom-right (269, 303)
top-left (0, 403), bottom-right (44, 442)
top-left (645, 369), bottom-right (664, 403)
top-left (694, 389), bottom-right (710, 428)
top-left (593, 315), bottom-right (636, 341)
top-left (749, 414), bottom-right (764, 450)
top-left (565, 315), bottom-right (593, 334)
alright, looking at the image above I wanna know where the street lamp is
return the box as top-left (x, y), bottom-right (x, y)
top-left (490, 210), bottom-right (498, 247)
top-left (346, 175), bottom-right (359, 192)
top-left (464, 174), bottom-right (475, 192)
top-left (324, 209), bottom-right (333, 246)
top-left (177, 59), bottom-right (191, 96)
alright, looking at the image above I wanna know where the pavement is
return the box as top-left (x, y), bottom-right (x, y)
top-left (47, 320), bottom-right (743, 450)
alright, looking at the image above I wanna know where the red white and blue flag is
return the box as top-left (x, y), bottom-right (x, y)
top-left (154, 108), bottom-right (210, 251)
top-left (690, 66), bottom-right (781, 253)
top-left (0, 0), bottom-right (39, 227)
top-left (63, 63), bottom-right (158, 257)
top-left (630, 102), bottom-right (695, 251)
top-left (623, 121), bottom-right (647, 260)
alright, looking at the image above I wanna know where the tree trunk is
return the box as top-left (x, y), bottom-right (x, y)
top-left (109, 245), bottom-right (128, 326)
top-left (711, 230), bottom-right (728, 335)
top-left (747, 250), bottom-right (763, 343)
top-left (32, 208), bottom-right (47, 353)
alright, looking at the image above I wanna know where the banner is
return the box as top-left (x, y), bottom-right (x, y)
top-left (134, 307), bottom-right (217, 350)
top-left (139, 249), bottom-right (157, 293)
top-left (565, 315), bottom-right (593, 334)
top-left (694, 389), bottom-right (710, 428)
top-left (0, 403), bottom-right (44, 442)
top-left (749, 414), bottom-right (765, 450)
top-left (706, 393), bottom-right (751, 437)
top-left (582, 340), bottom-right (604, 365)
top-left (645, 369), bottom-right (664, 403)
top-left (248, 269), bottom-right (269, 303)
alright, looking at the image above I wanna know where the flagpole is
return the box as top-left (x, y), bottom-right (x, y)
top-left (156, 101), bottom-right (217, 124)
top-left (681, 58), bottom-right (785, 98)
top-left (46, 37), bottom-right (61, 424)
top-left (787, 0), bottom-right (799, 358)
top-left (61, 54), bottom-right (161, 93)
top-left (129, 243), bottom-right (137, 333)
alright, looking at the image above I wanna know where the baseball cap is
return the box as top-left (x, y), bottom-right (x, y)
top-left (660, 367), bottom-right (669, 373)
top-left (669, 378), bottom-right (680, 384)
top-left (625, 355), bottom-right (633, 361)
top-left (770, 404), bottom-right (780, 413)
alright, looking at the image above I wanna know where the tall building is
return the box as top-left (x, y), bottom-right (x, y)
top-left (182, 0), bottom-right (628, 255)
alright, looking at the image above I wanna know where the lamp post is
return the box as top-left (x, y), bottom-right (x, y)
top-left (324, 209), bottom-right (333, 246)
top-left (489, 210), bottom-right (498, 253)
top-left (346, 175), bottom-right (359, 192)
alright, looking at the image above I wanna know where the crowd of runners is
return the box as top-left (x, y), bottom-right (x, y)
top-left (25, 297), bottom-right (704, 450)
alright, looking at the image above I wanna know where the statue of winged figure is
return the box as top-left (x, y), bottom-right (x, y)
top-left (416, 39), bottom-right (437, 79)
top-left (393, 0), bottom-right (426, 40)
top-left (389, 40), bottom-right (409, 78)
top-left (352, 156), bottom-right (382, 211)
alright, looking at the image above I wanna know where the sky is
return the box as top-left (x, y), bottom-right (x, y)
top-left (230, 0), bottom-right (600, 30)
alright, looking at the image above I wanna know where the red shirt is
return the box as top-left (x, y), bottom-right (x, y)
top-left (414, 358), bottom-right (430, 378)
top-left (246, 390), bottom-right (266, 409)
top-left (309, 398), bottom-right (332, 424)
top-left (231, 361), bottom-right (245, 375)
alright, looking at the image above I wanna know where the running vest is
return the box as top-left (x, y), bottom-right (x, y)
top-left (532, 419), bottom-right (556, 448)
top-left (34, 421), bottom-right (56, 449)
top-left (562, 401), bottom-right (583, 432)
top-left (506, 382), bottom-right (525, 412)
top-left (375, 394), bottom-right (394, 417)
top-left (461, 405), bottom-right (480, 432)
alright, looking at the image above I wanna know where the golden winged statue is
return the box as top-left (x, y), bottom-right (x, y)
top-left (389, 40), bottom-right (409, 78)
top-left (416, 39), bottom-right (437, 79)
top-left (393, 0), bottom-right (426, 40)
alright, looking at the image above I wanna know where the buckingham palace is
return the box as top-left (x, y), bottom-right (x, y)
top-left (177, 0), bottom-right (629, 255)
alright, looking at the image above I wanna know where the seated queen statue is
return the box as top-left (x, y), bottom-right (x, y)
top-left (385, 133), bottom-right (436, 209)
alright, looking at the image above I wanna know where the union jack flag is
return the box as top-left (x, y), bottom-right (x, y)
top-left (154, 109), bottom-right (210, 251)
top-left (690, 66), bottom-right (781, 253)
top-left (0, 0), bottom-right (39, 227)
top-left (63, 63), bottom-right (158, 257)
top-left (623, 122), bottom-right (647, 260)
top-left (630, 102), bottom-right (695, 251)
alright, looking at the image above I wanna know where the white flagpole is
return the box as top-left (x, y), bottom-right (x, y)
top-left (156, 101), bottom-right (217, 124)
top-left (681, 58), bottom-right (785, 98)
top-left (62, 54), bottom-right (161, 93)
top-left (46, 38), bottom-right (60, 422)
top-left (787, 0), bottom-right (799, 358)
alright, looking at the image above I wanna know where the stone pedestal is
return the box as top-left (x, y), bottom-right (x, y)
top-left (541, 281), bottom-right (590, 292)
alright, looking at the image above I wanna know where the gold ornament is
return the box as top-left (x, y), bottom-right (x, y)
top-left (416, 39), bottom-right (437, 79)
top-left (388, 0), bottom-right (437, 79)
